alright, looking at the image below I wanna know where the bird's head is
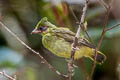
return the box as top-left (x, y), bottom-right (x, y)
top-left (31, 17), bottom-right (56, 35)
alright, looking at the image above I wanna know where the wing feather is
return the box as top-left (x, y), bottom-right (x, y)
top-left (52, 27), bottom-right (95, 48)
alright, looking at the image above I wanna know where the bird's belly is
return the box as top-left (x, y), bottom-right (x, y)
top-left (42, 34), bottom-right (89, 59)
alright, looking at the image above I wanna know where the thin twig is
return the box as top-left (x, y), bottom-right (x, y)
top-left (78, 0), bottom-right (94, 44)
top-left (66, 0), bottom-right (88, 80)
top-left (106, 24), bottom-right (120, 31)
top-left (69, 0), bottom-right (94, 45)
top-left (98, 0), bottom-right (108, 10)
top-left (68, 0), bottom-right (119, 80)
top-left (79, 0), bottom-right (95, 46)
top-left (80, 0), bottom-right (88, 24)
top-left (0, 71), bottom-right (16, 80)
top-left (89, 0), bottom-right (112, 80)
top-left (0, 22), bottom-right (66, 78)
top-left (69, 6), bottom-right (79, 22)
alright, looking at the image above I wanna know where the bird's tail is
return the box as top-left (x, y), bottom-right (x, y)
top-left (90, 51), bottom-right (106, 64)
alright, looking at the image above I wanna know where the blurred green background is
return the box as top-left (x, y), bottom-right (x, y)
top-left (0, 0), bottom-right (120, 80)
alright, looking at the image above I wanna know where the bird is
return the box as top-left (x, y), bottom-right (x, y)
top-left (31, 17), bottom-right (106, 64)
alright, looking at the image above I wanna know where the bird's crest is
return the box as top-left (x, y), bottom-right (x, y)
top-left (41, 17), bottom-right (48, 22)
top-left (36, 17), bottom-right (48, 29)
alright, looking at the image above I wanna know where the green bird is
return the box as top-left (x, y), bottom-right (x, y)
top-left (32, 17), bottom-right (106, 64)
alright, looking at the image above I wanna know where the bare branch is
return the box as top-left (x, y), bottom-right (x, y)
top-left (0, 71), bottom-right (16, 80)
top-left (98, 0), bottom-right (109, 10)
top-left (80, 0), bottom-right (88, 24)
top-left (69, 6), bottom-right (79, 22)
top-left (89, 0), bottom-right (113, 80)
top-left (69, 0), bottom-right (94, 45)
top-left (0, 22), bottom-right (66, 78)
top-left (68, 0), bottom-right (117, 80)
top-left (106, 24), bottom-right (120, 31)
top-left (66, 0), bottom-right (88, 80)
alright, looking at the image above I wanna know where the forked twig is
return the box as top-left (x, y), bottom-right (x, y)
top-left (89, 0), bottom-right (114, 80)
top-left (0, 0), bottom-right (119, 80)
top-left (106, 24), bottom-right (120, 31)
top-left (98, 0), bottom-right (109, 10)
top-left (69, 0), bottom-right (94, 45)
top-left (0, 71), bottom-right (16, 80)
top-left (68, 0), bottom-right (119, 80)
top-left (69, 6), bottom-right (79, 22)
top-left (66, 0), bottom-right (88, 80)
top-left (0, 22), bottom-right (66, 78)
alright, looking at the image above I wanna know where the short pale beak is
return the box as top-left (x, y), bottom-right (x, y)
top-left (31, 28), bottom-right (41, 34)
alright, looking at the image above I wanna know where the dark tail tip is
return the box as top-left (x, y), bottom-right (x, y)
top-left (96, 53), bottom-right (106, 64)
top-left (91, 52), bottom-right (106, 64)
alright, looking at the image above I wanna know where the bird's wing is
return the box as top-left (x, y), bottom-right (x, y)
top-left (52, 28), bottom-right (75, 43)
top-left (53, 28), bottom-right (95, 48)
top-left (78, 38), bottom-right (95, 48)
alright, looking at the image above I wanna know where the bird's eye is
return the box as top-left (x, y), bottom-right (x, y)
top-left (38, 26), bottom-right (47, 31)
top-left (39, 27), bottom-right (43, 30)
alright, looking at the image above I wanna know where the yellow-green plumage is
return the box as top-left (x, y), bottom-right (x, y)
top-left (32, 17), bottom-right (106, 64)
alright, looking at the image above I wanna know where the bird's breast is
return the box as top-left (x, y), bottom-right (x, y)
top-left (42, 33), bottom-right (72, 57)
top-left (42, 33), bottom-right (56, 49)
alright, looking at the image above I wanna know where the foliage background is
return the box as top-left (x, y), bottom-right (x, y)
top-left (0, 0), bottom-right (120, 80)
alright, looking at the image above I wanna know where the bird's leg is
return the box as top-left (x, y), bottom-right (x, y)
top-left (71, 43), bottom-right (80, 50)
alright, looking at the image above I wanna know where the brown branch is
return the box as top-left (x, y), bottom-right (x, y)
top-left (68, 0), bottom-right (118, 80)
top-left (0, 71), bottom-right (16, 80)
top-left (106, 24), bottom-right (120, 31)
top-left (69, 6), bottom-right (79, 22)
top-left (80, 0), bottom-right (88, 24)
top-left (0, 22), bottom-right (66, 78)
top-left (89, 0), bottom-right (113, 80)
top-left (98, 0), bottom-right (109, 10)
top-left (69, 0), bottom-right (94, 45)
top-left (66, 0), bottom-right (88, 80)
top-left (78, 0), bottom-right (95, 45)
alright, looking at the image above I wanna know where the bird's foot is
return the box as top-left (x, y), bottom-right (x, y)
top-left (71, 43), bottom-right (79, 50)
